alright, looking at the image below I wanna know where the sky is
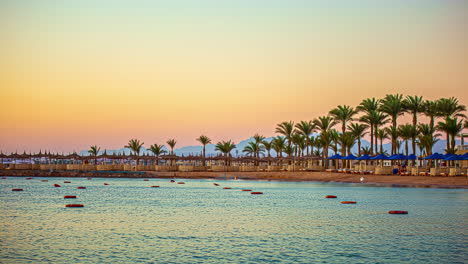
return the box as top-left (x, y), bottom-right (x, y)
top-left (0, 0), bottom-right (467, 153)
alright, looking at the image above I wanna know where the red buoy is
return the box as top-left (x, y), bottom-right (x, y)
top-left (25, 177), bottom-right (32, 180)
top-left (242, 189), bottom-right (252, 192)
top-left (388, 210), bottom-right (408, 214)
top-left (144, 179), bottom-right (149, 181)
top-left (223, 187), bottom-right (232, 189)
top-left (325, 195), bottom-right (337, 198)
top-left (64, 181), bottom-right (71, 183)
top-left (170, 180), bottom-right (175, 182)
top-left (66, 204), bottom-right (84, 207)
top-left (177, 182), bottom-right (185, 184)
top-left (1, 177), bottom-right (6, 179)
top-left (86, 178), bottom-right (92, 180)
top-left (213, 183), bottom-right (219, 186)
top-left (341, 201), bottom-right (357, 204)
top-left (12, 188), bottom-right (23, 191)
top-left (77, 187), bottom-right (86, 189)
top-left (64, 195), bottom-right (77, 199)
top-left (151, 185), bottom-right (160, 188)
top-left (41, 180), bottom-right (48, 182)
top-left (54, 184), bottom-right (61, 187)
top-left (251, 192), bottom-right (263, 195)
top-left (103, 183), bottom-right (109, 185)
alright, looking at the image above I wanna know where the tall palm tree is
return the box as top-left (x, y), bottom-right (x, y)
top-left (437, 97), bottom-right (467, 119)
top-left (252, 134), bottom-right (266, 159)
top-left (423, 100), bottom-right (440, 131)
top-left (88, 145), bottom-right (100, 165)
top-left (347, 123), bottom-right (368, 156)
top-left (329, 129), bottom-right (340, 155)
top-left (291, 133), bottom-right (305, 157)
top-left (262, 140), bottom-right (273, 159)
top-left (418, 124), bottom-right (440, 156)
top-left (384, 126), bottom-right (399, 155)
top-left (398, 124), bottom-right (418, 156)
top-left (215, 140), bottom-right (236, 165)
top-left (380, 94), bottom-right (405, 153)
top-left (357, 98), bottom-right (381, 154)
top-left (437, 117), bottom-right (464, 153)
top-left (271, 136), bottom-right (286, 158)
top-left (295, 121), bottom-right (315, 155)
top-left (166, 139), bottom-right (177, 155)
top-left (329, 105), bottom-right (357, 134)
top-left (404, 95), bottom-right (424, 127)
top-left (317, 131), bottom-right (333, 168)
top-left (148, 144), bottom-right (166, 158)
top-left (125, 139), bottom-right (144, 165)
top-left (196, 135), bottom-right (211, 166)
top-left (275, 121), bottom-right (295, 149)
top-left (375, 129), bottom-right (389, 154)
top-left (339, 132), bottom-right (356, 156)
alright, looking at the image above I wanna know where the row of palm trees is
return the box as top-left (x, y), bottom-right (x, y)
top-left (88, 95), bottom-right (466, 166)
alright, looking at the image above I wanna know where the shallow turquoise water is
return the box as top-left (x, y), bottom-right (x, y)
top-left (1, 177), bottom-right (467, 263)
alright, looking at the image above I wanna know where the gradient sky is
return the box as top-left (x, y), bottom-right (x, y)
top-left (1, 0), bottom-right (467, 153)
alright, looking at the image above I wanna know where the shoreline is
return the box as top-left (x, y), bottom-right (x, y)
top-left (1, 169), bottom-right (467, 189)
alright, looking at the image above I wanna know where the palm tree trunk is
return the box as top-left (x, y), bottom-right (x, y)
top-left (405, 141), bottom-right (409, 156)
top-left (446, 132), bottom-right (450, 152)
top-left (370, 125), bottom-right (374, 154)
top-left (411, 137), bottom-right (416, 155)
top-left (202, 146), bottom-right (206, 166)
top-left (358, 138), bottom-right (361, 156)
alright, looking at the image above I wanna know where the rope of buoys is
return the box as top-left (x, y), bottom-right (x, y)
top-left (177, 182), bottom-right (185, 184)
top-left (223, 187), bottom-right (232, 189)
top-left (251, 192), bottom-right (263, 195)
top-left (104, 183), bottom-right (109, 185)
top-left (151, 185), bottom-right (160, 188)
top-left (64, 195), bottom-right (77, 199)
top-left (54, 184), bottom-right (61, 187)
top-left (388, 210), bottom-right (408, 214)
top-left (12, 188), bottom-right (23, 191)
top-left (241, 189), bottom-right (252, 192)
top-left (325, 195), bottom-right (337, 198)
top-left (65, 204), bottom-right (84, 207)
top-left (77, 187), bottom-right (86, 189)
top-left (64, 181), bottom-right (71, 183)
top-left (341, 201), bottom-right (357, 204)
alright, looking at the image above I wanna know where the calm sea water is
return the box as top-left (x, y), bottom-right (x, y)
top-left (1, 177), bottom-right (466, 263)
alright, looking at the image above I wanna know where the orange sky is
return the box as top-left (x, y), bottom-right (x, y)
top-left (0, 1), bottom-right (467, 153)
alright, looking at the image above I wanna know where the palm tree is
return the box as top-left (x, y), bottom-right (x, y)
top-left (295, 121), bottom-right (315, 155)
top-left (125, 139), bottom-right (144, 165)
top-left (380, 94), bottom-right (405, 153)
top-left (88, 145), bottom-right (100, 165)
top-left (347, 123), bottom-right (368, 156)
top-left (437, 117), bottom-right (464, 153)
top-left (262, 140), bottom-right (273, 160)
top-left (215, 140), bottom-right (236, 165)
top-left (252, 134), bottom-right (266, 158)
top-left (148, 144), bottom-right (166, 158)
top-left (398, 124), bottom-right (418, 156)
top-left (404, 95), bottom-right (424, 127)
top-left (339, 132), bottom-right (356, 156)
top-left (361, 146), bottom-right (372, 155)
top-left (276, 121), bottom-right (295, 149)
top-left (329, 105), bottom-right (357, 134)
top-left (357, 98), bottom-right (381, 154)
top-left (423, 100), bottom-right (440, 131)
top-left (329, 129), bottom-right (340, 155)
top-left (196, 135), bottom-right (211, 166)
top-left (375, 129), bottom-right (389, 154)
top-left (437, 97), bottom-right (467, 119)
top-left (317, 131), bottom-right (333, 168)
top-left (271, 136), bottom-right (286, 158)
top-left (418, 124), bottom-right (440, 156)
top-left (384, 126), bottom-right (399, 155)
top-left (291, 133), bottom-right (305, 157)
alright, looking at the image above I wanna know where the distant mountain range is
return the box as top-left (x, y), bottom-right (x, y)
top-left (79, 136), bottom-right (460, 157)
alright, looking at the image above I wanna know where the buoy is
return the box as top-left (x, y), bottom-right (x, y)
top-left (64, 181), bottom-right (71, 183)
top-left (64, 195), bottom-right (77, 199)
top-left (170, 180), bottom-right (175, 182)
top-left (41, 180), bottom-right (48, 182)
top-left (341, 201), bottom-right (357, 204)
top-left (103, 183), bottom-right (109, 185)
top-left (251, 192), bottom-right (263, 195)
top-left (325, 195), bottom-right (337, 198)
top-left (54, 184), bottom-right (61, 187)
top-left (12, 188), bottom-right (23, 191)
top-left (25, 177), bottom-right (32, 180)
top-left (241, 189), bottom-right (252, 192)
top-left (86, 178), bottom-right (92, 180)
top-left (144, 179), bottom-right (149, 181)
top-left (1, 177), bottom-right (6, 179)
top-left (388, 210), bottom-right (408, 214)
top-left (151, 185), bottom-right (160, 188)
top-left (77, 187), bottom-right (86, 189)
top-left (66, 204), bottom-right (84, 207)
top-left (177, 182), bottom-right (185, 184)
top-left (223, 187), bottom-right (232, 189)
top-left (213, 183), bottom-right (219, 186)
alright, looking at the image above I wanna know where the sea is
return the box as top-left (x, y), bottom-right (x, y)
top-left (1, 177), bottom-right (466, 263)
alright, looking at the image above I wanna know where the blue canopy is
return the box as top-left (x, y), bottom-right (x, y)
top-left (370, 154), bottom-right (389, 160)
top-left (342, 154), bottom-right (357, 160)
top-left (389, 154), bottom-right (406, 160)
top-left (356, 154), bottom-right (371, 160)
top-left (424, 152), bottom-right (445, 160)
top-left (444, 154), bottom-right (464, 161)
top-left (328, 154), bottom-right (343, 160)
top-left (406, 154), bottom-right (417, 160)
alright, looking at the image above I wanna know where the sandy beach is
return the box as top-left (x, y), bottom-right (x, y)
top-left (2, 170), bottom-right (467, 189)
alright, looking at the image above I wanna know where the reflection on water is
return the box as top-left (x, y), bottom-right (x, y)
top-left (1, 177), bottom-right (467, 263)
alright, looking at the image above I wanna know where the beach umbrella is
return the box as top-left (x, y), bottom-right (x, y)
top-left (444, 154), bottom-right (463, 161)
top-left (389, 154), bottom-right (406, 160)
top-left (356, 154), bottom-right (371, 160)
top-left (328, 154), bottom-right (343, 159)
top-left (424, 153), bottom-right (444, 160)
top-left (370, 154), bottom-right (389, 160)
top-left (406, 154), bottom-right (417, 160)
top-left (342, 154), bottom-right (357, 160)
